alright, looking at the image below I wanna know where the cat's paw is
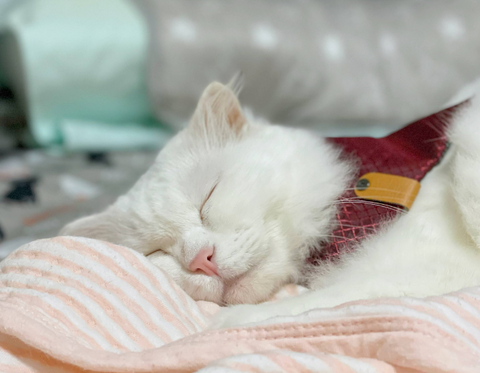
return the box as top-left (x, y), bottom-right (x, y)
top-left (208, 304), bottom-right (275, 329)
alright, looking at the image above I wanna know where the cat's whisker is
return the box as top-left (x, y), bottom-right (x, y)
top-left (338, 194), bottom-right (404, 203)
top-left (342, 187), bottom-right (416, 195)
top-left (337, 196), bottom-right (407, 207)
top-left (424, 136), bottom-right (448, 143)
top-left (424, 119), bottom-right (446, 136)
top-left (338, 202), bottom-right (405, 214)
top-left (337, 198), bottom-right (406, 214)
top-left (331, 199), bottom-right (406, 214)
top-left (319, 234), bottom-right (369, 241)
top-left (334, 224), bottom-right (376, 230)
top-left (336, 195), bottom-right (396, 203)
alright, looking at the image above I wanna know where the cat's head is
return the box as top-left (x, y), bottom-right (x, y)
top-left (60, 81), bottom-right (350, 304)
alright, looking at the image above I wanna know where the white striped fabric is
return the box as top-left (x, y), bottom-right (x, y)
top-left (0, 236), bottom-right (478, 372)
top-left (197, 351), bottom-right (392, 373)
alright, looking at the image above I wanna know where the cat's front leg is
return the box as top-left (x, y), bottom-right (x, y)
top-left (209, 302), bottom-right (285, 329)
top-left (209, 280), bottom-right (392, 329)
top-left (209, 288), bottom-right (343, 329)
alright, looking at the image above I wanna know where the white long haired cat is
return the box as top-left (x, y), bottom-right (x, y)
top-left (61, 81), bottom-right (480, 329)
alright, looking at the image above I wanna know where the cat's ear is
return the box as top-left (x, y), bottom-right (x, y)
top-left (189, 79), bottom-right (247, 140)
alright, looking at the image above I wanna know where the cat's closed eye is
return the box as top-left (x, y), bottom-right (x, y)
top-left (200, 184), bottom-right (217, 223)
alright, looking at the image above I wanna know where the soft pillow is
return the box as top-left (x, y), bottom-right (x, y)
top-left (138, 0), bottom-right (480, 137)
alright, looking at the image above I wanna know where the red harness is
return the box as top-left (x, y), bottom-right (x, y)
top-left (310, 103), bottom-right (466, 263)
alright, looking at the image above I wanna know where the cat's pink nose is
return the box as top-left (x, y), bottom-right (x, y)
top-left (188, 247), bottom-right (219, 277)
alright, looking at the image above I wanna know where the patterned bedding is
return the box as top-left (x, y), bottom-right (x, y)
top-left (0, 149), bottom-right (157, 259)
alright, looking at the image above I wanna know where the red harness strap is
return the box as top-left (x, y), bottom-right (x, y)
top-left (310, 102), bottom-right (466, 263)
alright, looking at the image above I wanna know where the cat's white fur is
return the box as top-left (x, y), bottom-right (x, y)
top-left (61, 81), bottom-right (480, 329)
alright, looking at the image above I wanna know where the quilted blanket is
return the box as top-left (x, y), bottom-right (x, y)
top-left (0, 236), bottom-right (478, 372)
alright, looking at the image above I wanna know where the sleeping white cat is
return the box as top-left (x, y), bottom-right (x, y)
top-left (61, 81), bottom-right (480, 329)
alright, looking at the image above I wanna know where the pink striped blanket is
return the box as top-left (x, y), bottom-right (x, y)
top-left (0, 236), bottom-right (478, 372)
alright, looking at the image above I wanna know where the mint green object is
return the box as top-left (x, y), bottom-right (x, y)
top-left (0, 0), bottom-right (171, 150)
top-left (61, 119), bottom-right (172, 152)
